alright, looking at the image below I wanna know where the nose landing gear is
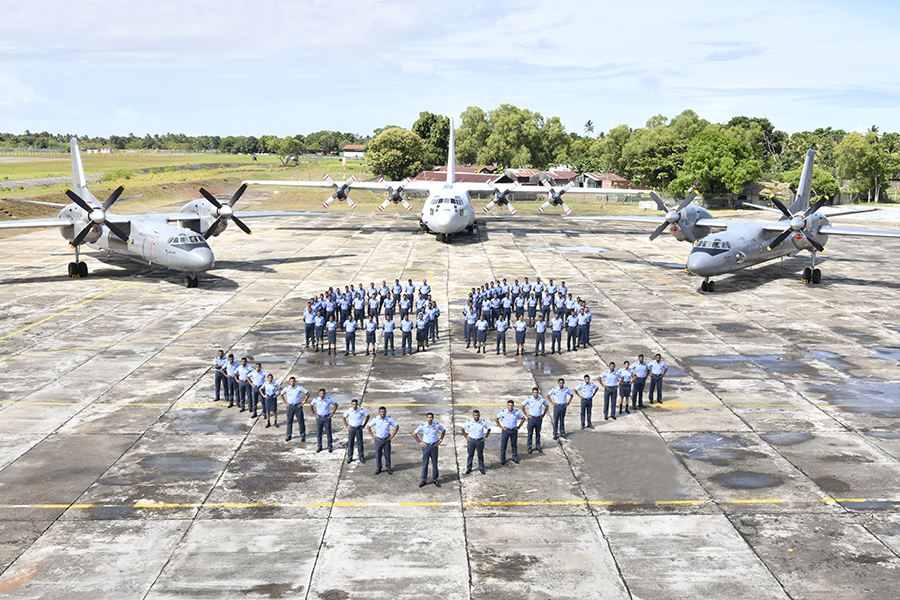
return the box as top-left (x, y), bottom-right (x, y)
top-left (701, 278), bottom-right (716, 292)
top-left (802, 252), bottom-right (822, 284)
top-left (184, 275), bottom-right (198, 288)
top-left (67, 246), bottom-right (88, 278)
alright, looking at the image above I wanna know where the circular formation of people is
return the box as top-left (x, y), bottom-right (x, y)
top-left (209, 275), bottom-right (670, 487)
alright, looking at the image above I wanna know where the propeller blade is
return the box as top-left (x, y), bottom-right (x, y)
top-left (323, 195), bottom-right (337, 208)
top-left (649, 191), bottom-right (669, 212)
top-left (203, 218), bottom-right (223, 239)
top-left (323, 175), bottom-right (337, 188)
top-left (538, 200), bottom-right (552, 213)
top-left (803, 197), bottom-right (827, 218)
top-left (805, 232), bottom-right (826, 252)
top-left (676, 190), bottom-right (697, 212)
top-left (562, 202), bottom-right (572, 215)
top-left (102, 186), bottom-right (125, 211)
top-left (648, 220), bottom-right (669, 241)
top-left (378, 199), bottom-right (390, 212)
top-left (70, 224), bottom-right (93, 247)
top-left (540, 179), bottom-right (554, 190)
top-left (231, 215), bottom-right (252, 235)
top-left (228, 183), bottom-right (248, 207)
top-left (769, 196), bottom-right (792, 219)
top-left (484, 200), bottom-right (497, 212)
top-left (767, 228), bottom-right (792, 251)
top-left (401, 199), bottom-right (412, 211)
top-left (105, 221), bottom-right (130, 242)
top-left (198, 187), bottom-right (222, 208)
top-left (506, 202), bottom-right (517, 215)
top-left (65, 189), bottom-right (93, 213)
top-left (346, 196), bottom-right (357, 209)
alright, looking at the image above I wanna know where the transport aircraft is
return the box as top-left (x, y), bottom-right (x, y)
top-left (0, 139), bottom-right (319, 287)
top-left (244, 119), bottom-right (642, 243)
top-left (573, 149), bottom-right (900, 291)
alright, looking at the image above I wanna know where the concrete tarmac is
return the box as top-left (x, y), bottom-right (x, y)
top-left (0, 210), bottom-right (899, 599)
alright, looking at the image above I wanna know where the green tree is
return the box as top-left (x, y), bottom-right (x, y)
top-left (455, 106), bottom-right (491, 164)
top-left (588, 124), bottom-right (631, 175)
top-left (269, 136), bottom-right (302, 166)
top-left (366, 127), bottom-right (426, 181)
top-left (584, 120), bottom-right (594, 136)
top-left (412, 112), bottom-right (451, 169)
top-left (835, 131), bottom-right (890, 202)
top-left (775, 167), bottom-right (840, 199)
top-left (670, 129), bottom-right (762, 197)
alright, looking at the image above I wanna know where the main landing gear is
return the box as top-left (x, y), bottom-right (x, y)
top-left (802, 252), bottom-right (822, 284)
top-left (184, 275), bottom-right (199, 288)
top-left (439, 233), bottom-right (452, 244)
top-left (67, 246), bottom-right (88, 278)
top-left (701, 278), bottom-right (716, 292)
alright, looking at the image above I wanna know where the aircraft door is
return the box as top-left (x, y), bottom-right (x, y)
top-left (150, 236), bottom-right (159, 263)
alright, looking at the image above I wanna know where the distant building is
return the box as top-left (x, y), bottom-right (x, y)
top-left (341, 144), bottom-right (366, 159)
top-left (503, 168), bottom-right (578, 186)
top-left (579, 172), bottom-right (641, 189)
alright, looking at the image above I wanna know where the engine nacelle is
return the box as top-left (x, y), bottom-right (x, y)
top-left (59, 222), bottom-right (102, 245)
top-left (669, 205), bottom-right (712, 243)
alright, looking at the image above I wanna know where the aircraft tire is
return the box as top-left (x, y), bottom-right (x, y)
top-left (466, 225), bottom-right (474, 235)
top-left (701, 280), bottom-right (708, 292)
top-left (802, 267), bottom-right (812, 283)
top-left (78, 262), bottom-right (88, 278)
top-left (811, 268), bottom-right (822, 284)
top-left (68, 262), bottom-right (77, 277)
top-left (707, 280), bottom-right (716, 292)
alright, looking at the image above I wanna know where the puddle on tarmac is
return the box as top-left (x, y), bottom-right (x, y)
top-left (865, 430), bottom-right (900, 440)
top-left (667, 433), bottom-right (761, 464)
top-left (831, 327), bottom-right (880, 345)
top-left (813, 476), bottom-right (851, 493)
top-left (554, 246), bottom-right (610, 254)
top-left (649, 327), bottom-right (697, 336)
top-left (247, 355), bottom-right (297, 363)
top-left (716, 323), bottom-right (752, 333)
top-left (870, 346), bottom-right (900, 361)
top-left (761, 432), bottom-right (814, 446)
top-left (710, 471), bottom-right (783, 489)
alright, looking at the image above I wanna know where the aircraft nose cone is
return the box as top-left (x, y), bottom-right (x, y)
top-left (430, 208), bottom-right (455, 232)
top-left (687, 251), bottom-right (715, 277)
top-left (186, 247), bottom-right (215, 273)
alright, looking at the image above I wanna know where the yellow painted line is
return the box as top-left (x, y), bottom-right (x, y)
top-left (648, 272), bottom-right (704, 302)
top-left (731, 499), bottom-right (782, 504)
top-left (832, 498), bottom-right (866, 503)
top-left (655, 500), bottom-right (708, 505)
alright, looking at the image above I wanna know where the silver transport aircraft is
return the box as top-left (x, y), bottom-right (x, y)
top-left (573, 149), bottom-right (900, 291)
top-left (244, 119), bottom-right (644, 242)
top-left (0, 139), bottom-right (318, 287)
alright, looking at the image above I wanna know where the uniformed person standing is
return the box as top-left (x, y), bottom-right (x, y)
top-left (462, 410), bottom-right (491, 474)
top-left (325, 316), bottom-right (337, 355)
top-left (342, 399), bottom-right (370, 463)
top-left (248, 361), bottom-right (269, 417)
top-left (649, 353), bottom-right (668, 404)
top-left (415, 311), bottom-right (428, 353)
top-left (234, 357), bottom-right (253, 412)
top-left (382, 318), bottom-right (395, 356)
top-left (522, 388), bottom-right (549, 453)
top-left (353, 294), bottom-right (365, 326)
top-left (223, 353), bottom-right (238, 407)
top-left (308, 389), bottom-right (338, 453)
top-left (631, 354), bottom-right (649, 408)
top-left (343, 315), bottom-right (358, 356)
top-left (617, 361), bottom-right (634, 415)
top-left (367, 406), bottom-right (399, 474)
top-left (365, 315), bottom-right (378, 356)
top-left (281, 377), bottom-right (309, 442)
top-left (261, 373), bottom-right (280, 428)
top-left (495, 400), bottom-right (525, 465)
top-left (463, 301), bottom-right (477, 348)
top-left (475, 313), bottom-right (489, 353)
top-left (534, 315), bottom-right (547, 356)
top-left (550, 313), bottom-right (564, 354)
top-left (303, 303), bottom-right (316, 348)
top-left (495, 315), bottom-right (509, 355)
top-left (548, 378), bottom-right (573, 440)
top-left (600, 362), bottom-right (620, 420)
top-left (566, 311), bottom-right (579, 352)
top-left (513, 315), bottom-right (527, 356)
top-left (575, 374), bottom-right (599, 430)
top-left (413, 413), bottom-right (445, 487)
top-left (400, 313), bottom-right (414, 355)
top-left (314, 311), bottom-right (325, 352)
top-left (213, 350), bottom-right (227, 402)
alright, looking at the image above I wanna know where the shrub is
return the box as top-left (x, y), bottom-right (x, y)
top-left (100, 168), bottom-right (133, 182)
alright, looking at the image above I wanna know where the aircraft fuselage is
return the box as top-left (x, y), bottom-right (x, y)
top-left (419, 186), bottom-right (477, 236)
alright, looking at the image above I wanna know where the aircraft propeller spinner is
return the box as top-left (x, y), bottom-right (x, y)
top-left (323, 175), bottom-right (357, 209)
top-left (378, 177), bottom-right (413, 211)
top-left (766, 196), bottom-right (828, 252)
top-left (648, 190), bottom-right (698, 241)
top-left (198, 184), bottom-right (252, 238)
top-left (66, 186), bottom-right (130, 247)
top-left (538, 179), bottom-right (574, 215)
top-left (484, 182), bottom-right (519, 214)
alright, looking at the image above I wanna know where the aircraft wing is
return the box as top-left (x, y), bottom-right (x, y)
top-left (242, 179), bottom-right (441, 194)
top-left (0, 217), bottom-right (73, 229)
top-left (817, 225), bottom-right (900, 239)
top-left (159, 211), bottom-right (326, 223)
top-left (569, 215), bottom-right (669, 224)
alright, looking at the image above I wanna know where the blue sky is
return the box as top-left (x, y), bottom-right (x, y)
top-left (1, 0), bottom-right (898, 137)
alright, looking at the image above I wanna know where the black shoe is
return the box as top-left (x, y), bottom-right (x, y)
top-left (388, 470), bottom-right (393, 475)
top-left (419, 481), bottom-right (426, 488)
top-left (301, 436), bottom-right (306, 442)
top-left (479, 469), bottom-right (486, 474)
top-left (581, 426), bottom-right (585, 430)
top-left (433, 481), bottom-right (441, 487)
top-left (251, 413), bottom-right (258, 418)
top-left (501, 460), bottom-right (506, 466)
top-left (513, 459), bottom-right (519, 464)
top-left (553, 436), bottom-right (558, 441)
top-left (605, 416), bottom-right (609, 420)
top-left (561, 434), bottom-right (568, 439)
top-left (588, 424), bottom-right (595, 429)
top-left (611, 415), bottom-right (616, 420)
top-left (465, 469), bottom-right (472, 474)
top-left (347, 458), bottom-right (353, 464)
top-left (625, 408), bottom-right (630, 414)
top-left (265, 423), bottom-right (271, 428)
top-left (542, 353), bottom-right (546, 356)
top-left (285, 436), bottom-right (292, 442)
top-left (328, 448), bottom-right (333, 453)
top-left (228, 402), bottom-right (234, 408)
top-left (537, 447), bottom-right (543, 454)
top-left (528, 449), bottom-right (533, 454)
top-left (316, 448), bottom-right (322, 453)
top-left (360, 459), bottom-right (366, 464)
top-left (375, 468), bottom-right (382, 474)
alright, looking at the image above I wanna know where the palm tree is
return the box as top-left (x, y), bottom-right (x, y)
top-left (584, 120), bottom-right (594, 137)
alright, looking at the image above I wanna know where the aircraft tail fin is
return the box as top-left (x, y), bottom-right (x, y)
top-left (446, 118), bottom-right (455, 186)
top-left (70, 138), bottom-right (89, 197)
top-left (789, 149), bottom-right (815, 214)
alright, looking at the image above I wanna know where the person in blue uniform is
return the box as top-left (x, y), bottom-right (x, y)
top-left (533, 315), bottom-right (546, 356)
top-left (548, 378), bottom-right (573, 440)
top-left (415, 312), bottom-right (428, 353)
top-left (308, 389), bottom-right (337, 453)
top-left (513, 315), bottom-right (527, 356)
top-left (383, 293), bottom-right (395, 322)
top-left (353, 294), bottom-right (365, 327)
top-left (325, 316), bottom-right (337, 355)
top-left (213, 350), bottom-right (228, 402)
top-left (575, 309), bottom-right (588, 349)
top-left (400, 314), bottom-right (414, 355)
top-left (314, 311), bottom-right (325, 352)
top-left (338, 294), bottom-right (350, 329)
top-left (342, 399), bottom-right (370, 463)
top-left (261, 373), bottom-right (280, 428)
top-left (617, 361), bottom-right (634, 415)
top-left (527, 293), bottom-right (538, 326)
top-left (281, 377), bottom-right (309, 442)
top-left (649, 353), bottom-right (668, 404)
top-left (463, 301), bottom-right (477, 348)
top-left (367, 406), bottom-right (399, 474)
top-left (550, 314), bottom-right (564, 354)
top-left (522, 388), bottom-right (549, 453)
top-left (600, 363), bottom-right (620, 421)
top-left (575, 374), bottom-right (599, 429)
top-left (365, 315), bottom-right (378, 356)
top-left (566, 312), bottom-right (579, 352)
top-left (223, 353), bottom-right (238, 407)
top-left (413, 413), bottom-right (445, 487)
top-left (399, 294), bottom-right (411, 319)
top-left (495, 400), bottom-right (525, 465)
top-left (382, 318), bottom-right (395, 356)
top-left (303, 303), bottom-right (316, 348)
top-left (462, 410), bottom-right (491, 474)
top-left (368, 293), bottom-right (381, 326)
top-left (343, 316), bottom-right (357, 356)
top-left (248, 362), bottom-right (268, 418)
top-left (495, 315), bottom-right (508, 355)
top-left (475, 314), bottom-right (488, 354)
top-left (631, 354), bottom-right (649, 408)
top-left (233, 357), bottom-right (253, 412)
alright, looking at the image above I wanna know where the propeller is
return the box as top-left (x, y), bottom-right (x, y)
top-left (65, 186), bottom-right (130, 247)
top-left (766, 196), bottom-right (828, 252)
top-left (323, 175), bottom-right (357, 209)
top-left (198, 184), bottom-right (252, 238)
top-left (377, 177), bottom-right (413, 212)
top-left (538, 180), bottom-right (574, 215)
top-left (647, 190), bottom-right (698, 241)
top-left (484, 182), bottom-right (519, 214)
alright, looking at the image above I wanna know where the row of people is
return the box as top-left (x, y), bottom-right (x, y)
top-left (463, 309), bottom-right (593, 355)
top-left (467, 287), bottom-right (584, 329)
top-left (308, 309), bottom-right (441, 356)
